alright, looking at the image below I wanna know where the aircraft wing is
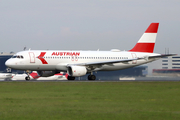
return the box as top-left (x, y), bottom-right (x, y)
top-left (67, 54), bottom-right (176, 69)
top-left (67, 58), bottom-right (140, 67)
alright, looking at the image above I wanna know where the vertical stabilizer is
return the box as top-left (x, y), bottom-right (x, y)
top-left (129, 23), bottom-right (159, 53)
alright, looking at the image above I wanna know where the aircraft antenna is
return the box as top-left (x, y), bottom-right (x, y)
top-left (23, 47), bottom-right (26, 51)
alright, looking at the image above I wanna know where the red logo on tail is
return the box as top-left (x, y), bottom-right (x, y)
top-left (37, 52), bottom-right (48, 64)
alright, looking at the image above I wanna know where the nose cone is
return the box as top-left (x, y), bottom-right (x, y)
top-left (5, 59), bottom-right (13, 68)
top-left (5, 58), bottom-right (25, 70)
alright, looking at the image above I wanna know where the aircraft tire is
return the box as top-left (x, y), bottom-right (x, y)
top-left (25, 76), bottom-right (30, 81)
top-left (88, 75), bottom-right (96, 80)
top-left (67, 76), bottom-right (75, 80)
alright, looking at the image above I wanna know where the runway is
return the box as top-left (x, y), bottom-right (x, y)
top-left (1, 77), bottom-right (180, 82)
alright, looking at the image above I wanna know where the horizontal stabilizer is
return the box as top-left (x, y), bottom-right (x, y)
top-left (148, 54), bottom-right (177, 58)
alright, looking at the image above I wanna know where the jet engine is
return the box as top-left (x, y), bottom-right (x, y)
top-left (37, 71), bottom-right (58, 77)
top-left (67, 66), bottom-right (87, 77)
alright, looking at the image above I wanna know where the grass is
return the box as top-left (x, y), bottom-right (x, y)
top-left (0, 81), bottom-right (180, 120)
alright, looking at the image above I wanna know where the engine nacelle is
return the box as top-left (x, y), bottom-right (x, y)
top-left (67, 66), bottom-right (87, 77)
top-left (37, 71), bottom-right (57, 77)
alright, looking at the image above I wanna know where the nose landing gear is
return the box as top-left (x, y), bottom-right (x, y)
top-left (25, 70), bottom-right (31, 81)
top-left (25, 76), bottom-right (30, 81)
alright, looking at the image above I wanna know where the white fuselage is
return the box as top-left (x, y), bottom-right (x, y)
top-left (5, 50), bottom-right (160, 72)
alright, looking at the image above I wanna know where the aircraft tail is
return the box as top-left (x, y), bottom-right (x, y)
top-left (129, 23), bottom-right (159, 53)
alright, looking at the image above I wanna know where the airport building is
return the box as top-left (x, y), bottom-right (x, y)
top-left (0, 52), bottom-right (24, 73)
top-left (153, 55), bottom-right (180, 76)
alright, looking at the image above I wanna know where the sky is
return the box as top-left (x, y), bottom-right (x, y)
top-left (0, 0), bottom-right (180, 74)
top-left (0, 0), bottom-right (180, 54)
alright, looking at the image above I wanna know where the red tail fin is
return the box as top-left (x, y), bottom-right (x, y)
top-left (129, 23), bottom-right (159, 53)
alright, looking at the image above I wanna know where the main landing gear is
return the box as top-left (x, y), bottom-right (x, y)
top-left (88, 72), bottom-right (96, 80)
top-left (67, 75), bottom-right (96, 80)
top-left (67, 76), bottom-right (75, 80)
top-left (67, 72), bottom-right (96, 81)
top-left (88, 75), bottom-right (96, 80)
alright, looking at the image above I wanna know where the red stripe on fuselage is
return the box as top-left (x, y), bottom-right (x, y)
top-left (129, 43), bottom-right (155, 53)
top-left (37, 52), bottom-right (48, 64)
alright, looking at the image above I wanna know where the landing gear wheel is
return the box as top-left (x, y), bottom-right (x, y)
top-left (25, 76), bottom-right (30, 81)
top-left (88, 75), bottom-right (91, 80)
top-left (67, 76), bottom-right (75, 80)
top-left (25, 70), bottom-right (31, 81)
top-left (88, 75), bottom-right (96, 80)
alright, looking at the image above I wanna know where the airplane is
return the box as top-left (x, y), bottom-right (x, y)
top-left (5, 23), bottom-right (176, 80)
top-left (0, 73), bottom-right (13, 80)
top-left (11, 71), bottom-right (68, 80)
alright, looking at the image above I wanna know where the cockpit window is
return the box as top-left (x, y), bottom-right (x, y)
top-left (12, 55), bottom-right (17, 58)
top-left (12, 55), bottom-right (24, 59)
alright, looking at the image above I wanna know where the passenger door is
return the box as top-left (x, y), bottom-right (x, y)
top-left (131, 53), bottom-right (137, 64)
top-left (29, 52), bottom-right (35, 63)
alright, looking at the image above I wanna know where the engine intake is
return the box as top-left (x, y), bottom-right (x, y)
top-left (67, 66), bottom-right (87, 77)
